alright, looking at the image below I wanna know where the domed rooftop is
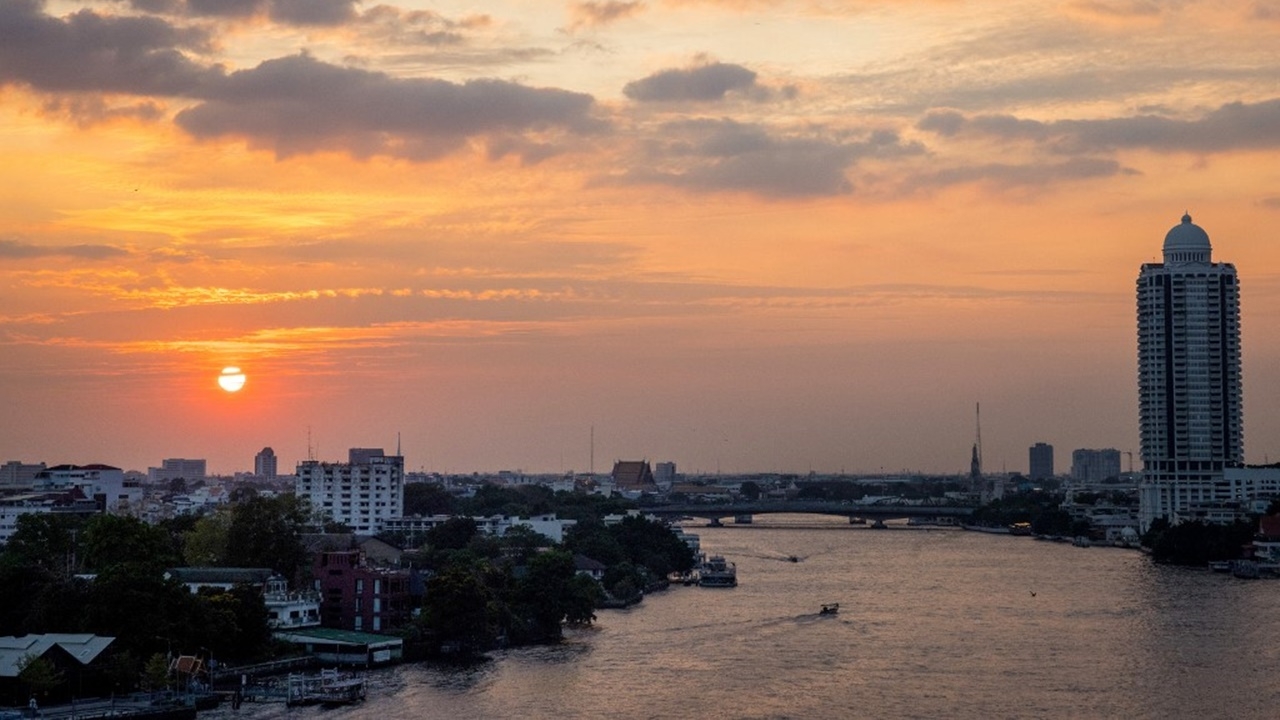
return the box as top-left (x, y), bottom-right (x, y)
top-left (1162, 213), bottom-right (1211, 264)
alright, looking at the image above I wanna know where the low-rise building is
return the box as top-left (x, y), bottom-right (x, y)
top-left (312, 550), bottom-right (414, 634)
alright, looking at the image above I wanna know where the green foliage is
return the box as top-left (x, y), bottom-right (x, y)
top-left (1147, 520), bottom-right (1255, 565)
top-left (420, 564), bottom-right (498, 656)
top-left (82, 514), bottom-right (180, 575)
top-left (457, 484), bottom-right (554, 517)
top-left (2, 513), bottom-right (84, 572)
top-left (18, 653), bottom-right (64, 697)
top-left (426, 517), bottom-right (479, 551)
top-left (223, 495), bottom-right (310, 578)
top-left (404, 482), bottom-right (456, 516)
top-left (182, 509), bottom-right (231, 566)
top-left (141, 653), bottom-right (172, 693)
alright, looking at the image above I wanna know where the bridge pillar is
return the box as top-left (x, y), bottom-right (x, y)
top-left (870, 519), bottom-right (888, 529)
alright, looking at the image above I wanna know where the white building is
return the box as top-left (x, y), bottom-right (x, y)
top-left (34, 464), bottom-right (140, 511)
top-left (296, 452), bottom-right (404, 534)
top-left (1136, 214), bottom-right (1243, 530)
top-left (148, 458), bottom-right (207, 483)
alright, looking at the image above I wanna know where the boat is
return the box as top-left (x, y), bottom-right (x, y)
top-left (819, 603), bottom-right (839, 615)
top-left (285, 669), bottom-right (367, 707)
top-left (698, 555), bottom-right (737, 587)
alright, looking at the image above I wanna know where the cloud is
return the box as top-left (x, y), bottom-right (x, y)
top-left (917, 98), bottom-right (1280, 154)
top-left (623, 61), bottom-right (773, 103)
top-left (0, 239), bottom-right (131, 260)
top-left (122, 0), bottom-right (359, 26)
top-left (607, 119), bottom-right (922, 197)
top-left (174, 53), bottom-right (601, 161)
top-left (907, 157), bottom-right (1134, 191)
top-left (568, 1), bottom-right (645, 31)
top-left (0, 0), bottom-right (215, 95)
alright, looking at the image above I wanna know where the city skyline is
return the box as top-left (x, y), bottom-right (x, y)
top-left (2, 1), bottom-right (1280, 476)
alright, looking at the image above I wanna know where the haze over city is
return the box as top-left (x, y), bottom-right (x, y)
top-left (2, 0), bottom-right (1279, 476)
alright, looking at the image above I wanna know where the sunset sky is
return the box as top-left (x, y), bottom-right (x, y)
top-left (2, 0), bottom-right (1279, 477)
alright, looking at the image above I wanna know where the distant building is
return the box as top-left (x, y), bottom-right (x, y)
top-left (612, 461), bottom-right (657, 493)
top-left (1028, 443), bottom-right (1054, 481)
top-left (296, 450), bottom-right (404, 534)
top-left (654, 462), bottom-right (677, 489)
top-left (255, 447), bottom-right (278, 479)
top-left (148, 458), bottom-right (207, 483)
top-left (1071, 449), bottom-right (1122, 483)
top-left (0, 460), bottom-right (45, 487)
top-left (1137, 214), bottom-right (1243, 530)
top-left (34, 464), bottom-right (138, 511)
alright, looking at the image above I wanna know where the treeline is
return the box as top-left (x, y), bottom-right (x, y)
top-left (1141, 518), bottom-right (1256, 565)
top-left (406, 511), bottom-right (695, 658)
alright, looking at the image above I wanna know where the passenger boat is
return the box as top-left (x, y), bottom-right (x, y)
top-left (819, 603), bottom-right (839, 615)
top-left (285, 669), bottom-right (367, 707)
top-left (698, 555), bottom-right (737, 587)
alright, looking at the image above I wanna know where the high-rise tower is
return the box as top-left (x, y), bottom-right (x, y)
top-left (1136, 213), bottom-right (1242, 529)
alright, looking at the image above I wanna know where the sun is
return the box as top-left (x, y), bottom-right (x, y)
top-left (218, 366), bottom-right (246, 392)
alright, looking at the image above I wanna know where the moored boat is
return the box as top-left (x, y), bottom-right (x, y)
top-left (698, 555), bottom-right (737, 587)
top-left (819, 603), bottom-right (839, 615)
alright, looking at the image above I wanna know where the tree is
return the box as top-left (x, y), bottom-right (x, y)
top-left (515, 549), bottom-right (591, 642)
top-left (403, 482), bottom-right (455, 516)
top-left (141, 653), bottom-right (171, 693)
top-left (182, 509), bottom-right (231, 566)
top-left (739, 481), bottom-right (762, 502)
top-left (1, 513), bottom-right (84, 573)
top-left (426, 517), bottom-right (479, 551)
top-left (82, 514), bottom-right (180, 576)
top-left (224, 495), bottom-right (310, 578)
top-left (420, 565), bottom-right (497, 656)
top-left (18, 653), bottom-right (64, 701)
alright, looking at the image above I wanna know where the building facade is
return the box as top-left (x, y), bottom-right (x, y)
top-left (1071, 449), bottom-right (1122, 483)
top-left (1136, 214), bottom-right (1243, 529)
top-left (312, 550), bottom-right (413, 633)
top-left (255, 447), bottom-right (278, 479)
top-left (1028, 443), bottom-right (1054, 481)
top-left (148, 458), bottom-right (207, 483)
top-left (295, 450), bottom-right (404, 534)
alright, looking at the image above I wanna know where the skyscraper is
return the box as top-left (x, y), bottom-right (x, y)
top-left (1028, 442), bottom-right (1054, 481)
top-left (1136, 214), bottom-right (1242, 529)
top-left (255, 447), bottom-right (278, 479)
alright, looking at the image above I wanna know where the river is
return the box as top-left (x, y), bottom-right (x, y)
top-left (208, 517), bottom-right (1280, 719)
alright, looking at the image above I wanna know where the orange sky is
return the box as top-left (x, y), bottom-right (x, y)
top-left (2, 0), bottom-right (1279, 476)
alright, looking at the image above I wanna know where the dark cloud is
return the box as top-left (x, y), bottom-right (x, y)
top-left (0, 0), bottom-right (215, 95)
top-left (0, 239), bottom-right (130, 260)
top-left (128, 0), bottom-right (358, 25)
top-left (624, 62), bottom-right (763, 103)
top-left (269, 0), bottom-right (358, 26)
top-left (909, 157), bottom-right (1133, 191)
top-left (608, 119), bottom-right (922, 198)
top-left (174, 53), bottom-right (600, 160)
top-left (918, 99), bottom-right (1280, 154)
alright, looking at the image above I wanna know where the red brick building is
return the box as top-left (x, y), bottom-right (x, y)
top-left (312, 550), bottom-right (414, 633)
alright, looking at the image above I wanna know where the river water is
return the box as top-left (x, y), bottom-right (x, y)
top-left (210, 517), bottom-right (1280, 719)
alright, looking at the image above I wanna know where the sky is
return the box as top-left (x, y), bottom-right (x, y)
top-left (2, 0), bottom-right (1279, 477)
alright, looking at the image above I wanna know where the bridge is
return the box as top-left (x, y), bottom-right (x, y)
top-left (646, 500), bottom-right (976, 526)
